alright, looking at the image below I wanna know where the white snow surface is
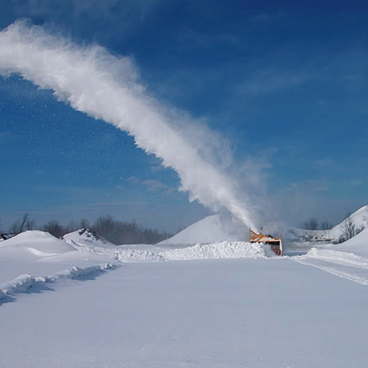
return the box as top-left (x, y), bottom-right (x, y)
top-left (2, 228), bottom-right (368, 367)
top-left (293, 225), bottom-right (368, 286)
top-left (2, 258), bottom-right (368, 367)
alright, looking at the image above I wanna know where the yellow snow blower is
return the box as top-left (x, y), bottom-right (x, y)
top-left (249, 229), bottom-right (283, 256)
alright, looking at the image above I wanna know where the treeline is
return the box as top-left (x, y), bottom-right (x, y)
top-left (301, 218), bottom-right (332, 231)
top-left (2, 213), bottom-right (173, 245)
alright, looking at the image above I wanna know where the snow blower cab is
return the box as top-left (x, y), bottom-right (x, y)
top-left (249, 229), bottom-right (283, 256)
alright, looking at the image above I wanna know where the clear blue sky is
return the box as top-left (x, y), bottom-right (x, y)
top-left (0, 0), bottom-right (367, 231)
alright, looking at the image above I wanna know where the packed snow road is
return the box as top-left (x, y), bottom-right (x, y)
top-left (1, 257), bottom-right (368, 368)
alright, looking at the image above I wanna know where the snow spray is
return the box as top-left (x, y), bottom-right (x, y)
top-left (0, 20), bottom-right (258, 231)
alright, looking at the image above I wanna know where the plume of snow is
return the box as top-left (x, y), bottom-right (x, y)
top-left (0, 20), bottom-right (258, 230)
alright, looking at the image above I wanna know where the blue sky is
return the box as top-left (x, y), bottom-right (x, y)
top-left (0, 0), bottom-right (368, 231)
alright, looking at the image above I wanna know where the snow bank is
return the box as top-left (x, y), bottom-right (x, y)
top-left (159, 214), bottom-right (244, 245)
top-left (163, 241), bottom-right (269, 261)
top-left (116, 241), bottom-right (269, 263)
top-left (115, 249), bottom-right (166, 263)
top-left (0, 263), bottom-right (117, 301)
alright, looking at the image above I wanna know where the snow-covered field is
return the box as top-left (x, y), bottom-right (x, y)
top-left (1, 217), bottom-right (368, 367)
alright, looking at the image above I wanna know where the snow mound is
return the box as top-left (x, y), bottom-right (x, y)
top-left (0, 230), bottom-right (76, 258)
top-left (116, 241), bottom-right (269, 263)
top-left (63, 228), bottom-right (114, 250)
top-left (116, 249), bottom-right (166, 263)
top-left (0, 263), bottom-right (117, 301)
top-left (162, 241), bottom-right (269, 261)
top-left (159, 214), bottom-right (244, 245)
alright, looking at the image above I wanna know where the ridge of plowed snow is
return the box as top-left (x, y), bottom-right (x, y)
top-left (159, 214), bottom-right (243, 245)
top-left (0, 263), bottom-right (117, 302)
top-left (116, 241), bottom-right (269, 262)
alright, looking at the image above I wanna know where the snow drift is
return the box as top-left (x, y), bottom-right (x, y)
top-left (116, 241), bottom-right (270, 263)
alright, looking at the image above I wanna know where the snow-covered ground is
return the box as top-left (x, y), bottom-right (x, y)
top-left (1, 217), bottom-right (368, 367)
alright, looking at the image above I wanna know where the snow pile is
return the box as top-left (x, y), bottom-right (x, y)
top-left (63, 228), bottom-right (114, 250)
top-left (159, 214), bottom-right (244, 245)
top-left (0, 231), bottom-right (76, 258)
top-left (116, 241), bottom-right (269, 262)
top-left (0, 263), bottom-right (116, 301)
top-left (163, 241), bottom-right (270, 261)
top-left (116, 249), bottom-right (166, 263)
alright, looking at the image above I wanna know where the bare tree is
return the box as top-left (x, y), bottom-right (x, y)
top-left (302, 218), bottom-right (319, 230)
top-left (9, 213), bottom-right (35, 233)
top-left (92, 215), bottom-right (173, 245)
top-left (43, 220), bottom-right (66, 238)
top-left (65, 220), bottom-right (79, 233)
top-left (339, 212), bottom-right (356, 243)
top-left (321, 221), bottom-right (332, 230)
top-left (80, 218), bottom-right (90, 229)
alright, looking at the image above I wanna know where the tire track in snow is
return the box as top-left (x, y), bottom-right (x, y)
top-left (293, 251), bottom-right (368, 286)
